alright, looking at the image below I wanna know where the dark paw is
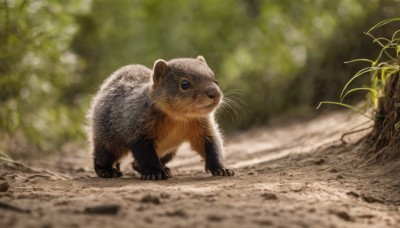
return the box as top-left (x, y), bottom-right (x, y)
top-left (96, 167), bottom-right (123, 178)
top-left (164, 166), bottom-right (172, 177)
top-left (141, 167), bottom-right (170, 181)
top-left (210, 168), bottom-right (235, 176)
top-left (134, 162), bottom-right (172, 178)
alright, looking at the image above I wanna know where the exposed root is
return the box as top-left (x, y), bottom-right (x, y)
top-left (1, 159), bottom-right (67, 180)
top-left (340, 126), bottom-right (372, 144)
top-left (363, 72), bottom-right (400, 164)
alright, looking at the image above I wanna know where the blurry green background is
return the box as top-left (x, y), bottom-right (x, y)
top-left (1, 0), bottom-right (399, 158)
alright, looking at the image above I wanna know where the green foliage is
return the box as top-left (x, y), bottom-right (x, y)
top-left (74, 0), bottom-right (399, 130)
top-left (1, 0), bottom-right (399, 157)
top-left (0, 0), bottom-right (90, 157)
top-left (318, 18), bottom-right (400, 116)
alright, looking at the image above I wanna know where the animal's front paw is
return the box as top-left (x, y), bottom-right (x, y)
top-left (210, 168), bottom-right (235, 176)
top-left (141, 167), bottom-right (170, 180)
top-left (96, 167), bottom-right (123, 178)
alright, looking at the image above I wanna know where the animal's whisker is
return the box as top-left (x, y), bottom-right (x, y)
top-left (219, 94), bottom-right (247, 120)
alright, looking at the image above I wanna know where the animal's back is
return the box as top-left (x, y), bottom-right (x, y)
top-left (87, 64), bottom-right (152, 150)
top-left (96, 64), bottom-right (152, 96)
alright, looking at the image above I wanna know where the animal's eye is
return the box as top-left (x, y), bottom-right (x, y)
top-left (180, 80), bottom-right (191, 90)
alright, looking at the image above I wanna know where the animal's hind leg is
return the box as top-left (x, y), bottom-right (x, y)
top-left (160, 151), bottom-right (176, 166)
top-left (132, 151), bottom-right (175, 177)
top-left (94, 144), bottom-right (123, 178)
top-left (160, 151), bottom-right (176, 177)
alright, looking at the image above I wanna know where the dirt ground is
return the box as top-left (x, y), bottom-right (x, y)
top-left (1, 111), bottom-right (400, 228)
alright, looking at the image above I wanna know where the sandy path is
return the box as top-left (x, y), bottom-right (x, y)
top-left (1, 111), bottom-right (400, 228)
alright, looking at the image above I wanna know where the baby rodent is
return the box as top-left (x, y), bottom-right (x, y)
top-left (87, 56), bottom-right (234, 180)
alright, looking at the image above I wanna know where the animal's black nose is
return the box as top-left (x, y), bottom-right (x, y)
top-left (206, 87), bottom-right (220, 99)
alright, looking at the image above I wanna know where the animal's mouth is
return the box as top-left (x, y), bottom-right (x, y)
top-left (200, 101), bottom-right (220, 110)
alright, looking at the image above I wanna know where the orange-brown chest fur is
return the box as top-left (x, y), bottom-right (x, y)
top-left (151, 117), bottom-right (205, 158)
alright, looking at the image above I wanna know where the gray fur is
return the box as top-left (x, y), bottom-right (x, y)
top-left (87, 64), bottom-right (153, 149)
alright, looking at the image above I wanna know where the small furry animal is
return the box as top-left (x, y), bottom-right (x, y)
top-left (87, 56), bottom-right (234, 180)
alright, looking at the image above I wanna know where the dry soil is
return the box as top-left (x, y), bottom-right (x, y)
top-left (1, 111), bottom-right (400, 228)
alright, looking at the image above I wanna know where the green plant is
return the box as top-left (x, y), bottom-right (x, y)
top-left (0, 0), bottom-right (90, 157)
top-left (317, 18), bottom-right (400, 117)
top-left (318, 18), bottom-right (400, 165)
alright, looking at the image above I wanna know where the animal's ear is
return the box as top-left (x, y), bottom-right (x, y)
top-left (152, 59), bottom-right (170, 86)
top-left (196, 55), bottom-right (206, 63)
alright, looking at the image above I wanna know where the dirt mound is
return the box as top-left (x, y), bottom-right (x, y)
top-left (1, 111), bottom-right (400, 228)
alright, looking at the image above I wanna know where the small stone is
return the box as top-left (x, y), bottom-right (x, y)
top-left (254, 219), bottom-right (273, 226)
top-left (346, 191), bottom-right (359, 198)
top-left (362, 195), bottom-right (384, 204)
top-left (42, 223), bottom-right (53, 228)
top-left (165, 209), bottom-right (188, 218)
top-left (328, 168), bottom-right (339, 173)
top-left (358, 214), bottom-right (375, 219)
top-left (314, 158), bottom-right (325, 165)
top-left (207, 215), bottom-right (223, 222)
top-left (140, 194), bottom-right (161, 204)
top-left (0, 182), bottom-right (10, 192)
top-left (160, 193), bottom-right (170, 199)
top-left (332, 210), bottom-right (353, 221)
top-left (336, 174), bottom-right (344, 179)
top-left (144, 217), bottom-right (153, 224)
top-left (290, 184), bottom-right (303, 192)
top-left (84, 204), bottom-right (120, 215)
top-left (261, 192), bottom-right (278, 200)
top-left (76, 167), bottom-right (89, 172)
top-left (205, 196), bottom-right (216, 202)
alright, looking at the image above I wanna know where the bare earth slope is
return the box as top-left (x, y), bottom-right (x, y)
top-left (1, 111), bottom-right (400, 228)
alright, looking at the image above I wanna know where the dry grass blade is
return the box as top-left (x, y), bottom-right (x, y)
top-left (317, 101), bottom-right (372, 119)
top-left (367, 18), bottom-right (400, 34)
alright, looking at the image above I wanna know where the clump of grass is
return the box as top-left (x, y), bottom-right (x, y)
top-left (318, 18), bottom-right (400, 117)
top-left (318, 18), bottom-right (400, 165)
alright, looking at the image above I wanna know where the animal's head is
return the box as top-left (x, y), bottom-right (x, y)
top-left (151, 56), bottom-right (222, 119)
